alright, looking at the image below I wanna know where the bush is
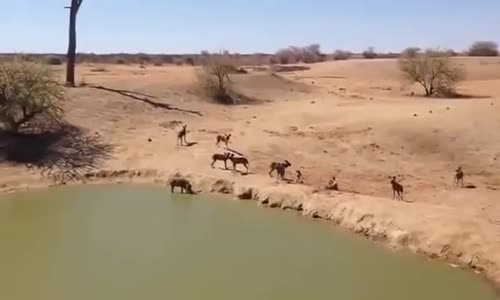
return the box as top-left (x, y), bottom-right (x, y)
top-left (161, 56), bottom-right (174, 64)
top-left (184, 57), bottom-right (195, 66)
top-left (115, 58), bottom-right (126, 65)
top-left (363, 47), bottom-right (377, 59)
top-left (90, 67), bottom-right (108, 72)
top-left (401, 47), bottom-right (421, 58)
top-left (468, 41), bottom-right (498, 56)
top-left (274, 44), bottom-right (324, 64)
top-left (332, 50), bottom-right (352, 60)
top-left (199, 53), bottom-right (236, 104)
top-left (46, 56), bottom-right (63, 65)
top-left (399, 49), bottom-right (465, 97)
top-left (174, 58), bottom-right (184, 66)
top-left (0, 58), bottom-right (65, 132)
top-left (138, 54), bottom-right (152, 64)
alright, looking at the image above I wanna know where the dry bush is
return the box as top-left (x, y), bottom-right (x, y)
top-left (274, 44), bottom-right (324, 64)
top-left (401, 47), bottom-right (421, 58)
top-left (363, 47), bottom-right (377, 59)
top-left (115, 58), bottom-right (126, 65)
top-left (275, 48), bottom-right (297, 64)
top-left (468, 41), bottom-right (499, 56)
top-left (90, 67), bottom-right (108, 72)
top-left (46, 56), bottom-right (63, 65)
top-left (184, 57), bottom-right (195, 66)
top-left (174, 58), bottom-right (184, 66)
top-left (332, 50), bottom-right (352, 60)
top-left (138, 54), bottom-right (151, 65)
top-left (376, 52), bottom-right (400, 59)
top-left (399, 49), bottom-right (465, 97)
top-left (0, 57), bottom-right (65, 132)
top-left (270, 65), bottom-right (310, 73)
top-left (161, 56), bottom-right (174, 64)
top-left (199, 53), bottom-right (237, 104)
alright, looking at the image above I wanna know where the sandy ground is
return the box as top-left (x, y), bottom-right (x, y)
top-left (1, 57), bottom-right (500, 287)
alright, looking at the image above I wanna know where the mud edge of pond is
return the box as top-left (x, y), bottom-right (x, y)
top-left (1, 168), bottom-right (500, 291)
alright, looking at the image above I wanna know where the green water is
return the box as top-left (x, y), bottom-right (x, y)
top-left (0, 185), bottom-right (497, 300)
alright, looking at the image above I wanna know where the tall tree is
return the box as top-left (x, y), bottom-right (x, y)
top-left (65, 0), bottom-right (83, 87)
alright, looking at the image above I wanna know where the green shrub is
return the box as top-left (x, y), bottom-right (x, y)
top-left (0, 57), bottom-right (65, 132)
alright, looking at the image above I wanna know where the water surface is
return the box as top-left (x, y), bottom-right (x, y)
top-left (0, 185), bottom-right (497, 300)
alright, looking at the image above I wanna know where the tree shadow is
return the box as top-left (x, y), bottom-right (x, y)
top-left (0, 124), bottom-right (114, 183)
top-left (88, 85), bottom-right (203, 116)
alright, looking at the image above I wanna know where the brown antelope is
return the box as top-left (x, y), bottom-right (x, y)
top-left (269, 160), bottom-right (292, 180)
top-left (454, 166), bottom-right (464, 187)
top-left (216, 134), bottom-right (231, 148)
top-left (168, 177), bottom-right (194, 194)
top-left (228, 153), bottom-right (249, 173)
top-left (211, 152), bottom-right (231, 169)
top-left (177, 125), bottom-right (188, 146)
top-left (390, 176), bottom-right (404, 200)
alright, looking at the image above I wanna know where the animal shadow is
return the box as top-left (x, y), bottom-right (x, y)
top-left (226, 147), bottom-right (245, 157)
top-left (233, 170), bottom-right (254, 176)
top-left (184, 142), bottom-right (198, 148)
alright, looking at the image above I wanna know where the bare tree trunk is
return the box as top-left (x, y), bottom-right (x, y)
top-left (65, 0), bottom-right (83, 87)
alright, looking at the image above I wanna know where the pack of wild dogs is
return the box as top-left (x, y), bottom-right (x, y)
top-left (171, 125), bottom-right (467, 200)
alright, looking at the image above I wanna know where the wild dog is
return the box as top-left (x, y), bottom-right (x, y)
top-left (216, 134), bottom-right (231, 148)
top-left (168, 177), bottom-right (194, 194)
top-left (454, 166), bottom-right (464, 187)
top-left (177, 125), bottom-right (188, 146)
top-left (327, 176), bottom-right (338, 190)
top-left (228, 153), bottom-right (249, 173)
top-left (211, 152), bottom-right (231, 169)
top-left (269, 160), bottom-right (292, 180)
top-left (390, 176), bottom-right (404, 200)
top-left (295, 170), bottom-right (303, 184)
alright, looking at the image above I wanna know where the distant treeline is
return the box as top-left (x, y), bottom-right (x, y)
top-left (0, 41), bottom-right (497, 66)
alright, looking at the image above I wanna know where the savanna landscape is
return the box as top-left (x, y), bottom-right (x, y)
top-left (1, 1), bottom-right (500, 297)
top-left (2, 52), bottom-right (500, 287)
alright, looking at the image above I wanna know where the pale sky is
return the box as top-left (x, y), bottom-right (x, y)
top-left (1, 0), bottom-right (499, 54)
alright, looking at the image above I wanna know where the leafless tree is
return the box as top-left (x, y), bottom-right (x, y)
top-left (399, 48), bottom-right (465, 97)
top-left (468, 41), bottom-right (499, 57)
top-left (65, 0), bottom-right (83, 87)
top-left (199, 52), bottom-right (236, 103)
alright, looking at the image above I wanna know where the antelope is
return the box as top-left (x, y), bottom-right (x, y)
top-left (228, 153), bottom-right (249, 173)
top-left (168, 177), bottom-right (194, 194)
top-left (454, 166), bottom-right (464, 187)
top-left (211, 152), bottom-right (231, 169)
top-left (177, 125), bottom-right (188, 146)
top-left (390, 176), bottom-right (404, 200)
top-left (216, 134), bottom-right (231, 148)
top-left (269, 160), bottom-right (292, 180)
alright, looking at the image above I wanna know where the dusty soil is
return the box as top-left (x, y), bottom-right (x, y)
top-left (1, 57), bottom-right (500, 287)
